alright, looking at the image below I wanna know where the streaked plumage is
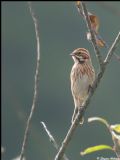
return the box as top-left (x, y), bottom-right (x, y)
top-left (70, 48), bottom-right (95, 124)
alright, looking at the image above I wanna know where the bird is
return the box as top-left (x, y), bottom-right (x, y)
top-left (70, 48), bottom-right (95, 124)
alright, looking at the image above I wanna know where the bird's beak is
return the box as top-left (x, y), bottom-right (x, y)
top-left (70, 52), bottom-right (74, 56)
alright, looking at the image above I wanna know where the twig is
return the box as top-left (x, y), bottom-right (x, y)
top-left (81, 2), bottom-right (104, 70)
top-left (54, 7), bottom-right (120, 160)
top-left (104, 32), bottom-right (120, 65)
top-left (41, 122), bottom-right (69, 160)
top-left (41, 122), bottom-right (59, 150)
top-left (20, 2), bottom-right (41, 160)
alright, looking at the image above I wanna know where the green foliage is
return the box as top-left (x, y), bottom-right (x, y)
top-left (111, 124), bottom-right (120, 134)
top-left (80, 116), bottom-right (120, 157)
top-left (80, 145), bottom-right (113, 156)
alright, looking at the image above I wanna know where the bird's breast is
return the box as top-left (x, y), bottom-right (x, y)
top-left (70, 64), bottom-right (91, 97)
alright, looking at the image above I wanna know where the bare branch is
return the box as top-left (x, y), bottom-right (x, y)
top-left (41, 122), bottom-right (59, 149)
top-left (81, 2), bottom-right (104, 70)
top-left (20, 2), bottom-right (41, 160)
top-left (41, 122), bottom-right (69, 160)
top-left (54, 4), bottom-right (120, 160)
top-left (104, 32), bottom-right (120, 65)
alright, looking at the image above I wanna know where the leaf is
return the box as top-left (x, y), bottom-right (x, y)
top-left (96, 38), bottom-right (106, 47)
top-left (87, 12), bottom-right (107, 48)
top-left (88, 12), bottom-right (99, 33)
top-left (86, 32), bottom-right (106, 47)
top-left (80, 145), bottom-right (113, 156)
top-left (88, 117), bottom-right (110, 128)
top-left (111, 124), bottom-right (120, 134)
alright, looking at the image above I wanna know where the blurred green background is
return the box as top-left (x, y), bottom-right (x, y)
top-left (2, 2), bottom-right (120, 160)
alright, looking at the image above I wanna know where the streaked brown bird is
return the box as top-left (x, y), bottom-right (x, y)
top-left (70, 48), bottom-right (95, 124)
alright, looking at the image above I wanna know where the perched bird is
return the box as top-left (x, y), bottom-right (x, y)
top-left (70, 48), bottom-right (95, 124)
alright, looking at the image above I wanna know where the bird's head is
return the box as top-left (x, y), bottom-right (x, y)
top-left (70, 48), bottom-right (90, 64)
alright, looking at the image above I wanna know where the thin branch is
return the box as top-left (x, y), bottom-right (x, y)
top-left (20, 2), bottom-right (41, 160)
top-left (41, 122), bottom-right (59, 150)
top-left (81, 2), bottom-right (104, 70)
top-left (41, 122), bottom-right (69, 160)
top-left (54, 11), bottom-right (120, 160)
top-left (104, 32), bottom-right (120, 65)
